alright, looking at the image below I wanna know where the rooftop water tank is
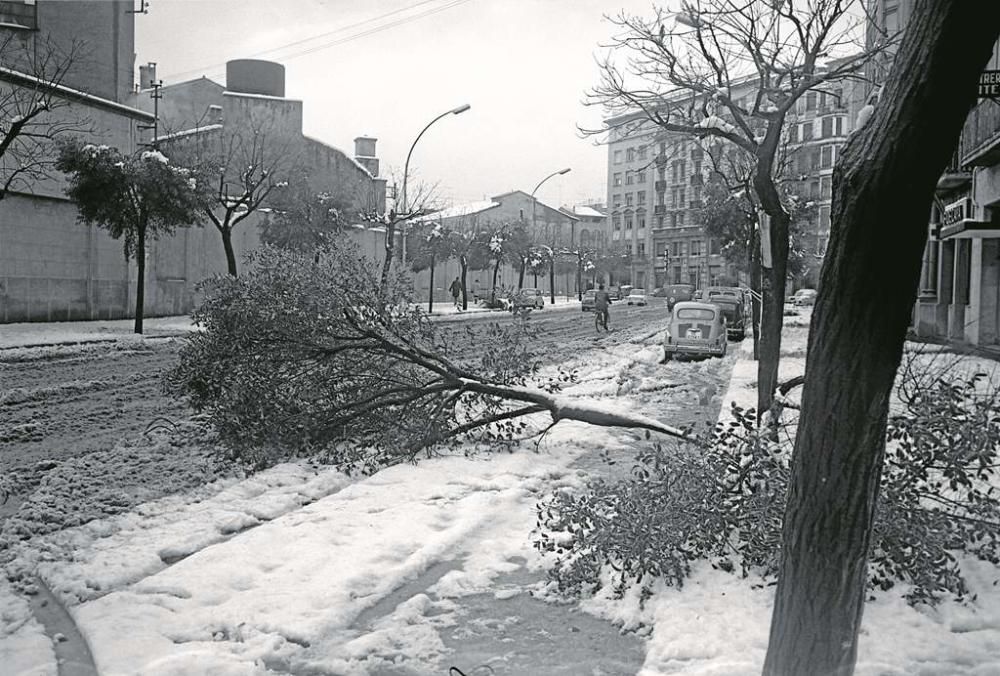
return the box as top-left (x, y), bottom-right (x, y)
top-left (226, 59), bottom-right (285, 98)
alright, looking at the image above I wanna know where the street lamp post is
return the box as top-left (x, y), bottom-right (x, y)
top-left (530, 167), bottom-right (571, 304)
top-left (400, 103), bottom-right (471, 267)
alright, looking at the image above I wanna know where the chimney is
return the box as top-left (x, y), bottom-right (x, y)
top-left (354, 136), bottom-right (379, 177)
top-left (138, 62), bottom-right (157, 90)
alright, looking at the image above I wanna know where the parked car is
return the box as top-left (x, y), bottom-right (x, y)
top-left (626, 288), bottom-right (648, 306)
top-left (615, 284), bottom-right (634, 300)
top-left (581, 289), bottom-right (597, 311)
top-left (705, 292), bottom-right (746, 340)
top-left (664, 283), bottom-right (695, 309)
top-left (663, 302), bottom-right (728, 360)
top-left (512, 287), bottom-right (544, 309)
top-left (792, 288), bottom-right (818, 306)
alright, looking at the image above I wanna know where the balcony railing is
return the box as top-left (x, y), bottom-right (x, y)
top-left (960, 100), bottom-right (1000, 167)
top-left (653, 205), bottom-right (667, 215)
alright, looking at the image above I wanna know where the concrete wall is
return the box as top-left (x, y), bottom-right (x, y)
top-left (5, 0), bottom-right (136, 103)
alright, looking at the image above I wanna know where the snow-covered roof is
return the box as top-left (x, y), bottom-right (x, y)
top-left (301, 135), bottom-right (375, 179)
top-left (222, 90), bottom-right (301, 103)
top-left (571, 205), bottom-right (606, 218)
top-left (0, 65), bottom-right (155, 120)
top-left (414, 200), bottom-right (500, 222)
top-left (153, 124), bottom-right (223, 143)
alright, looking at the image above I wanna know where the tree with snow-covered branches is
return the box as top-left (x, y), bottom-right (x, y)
top-left (56, 141), bottom-right (201, 334)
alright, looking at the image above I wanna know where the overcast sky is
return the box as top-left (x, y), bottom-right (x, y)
top-left (134, 0), bottom-right (665, 211)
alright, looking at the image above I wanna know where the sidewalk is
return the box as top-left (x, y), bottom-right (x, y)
top-left (0, 298), bottom-right (584, 351)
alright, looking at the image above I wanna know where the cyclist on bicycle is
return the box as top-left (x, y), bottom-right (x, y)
top-left (594, 283), bottom-right (612, 329)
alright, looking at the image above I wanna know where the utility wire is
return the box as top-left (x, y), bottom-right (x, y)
top-left (159, 0), bottom-right (476, 82)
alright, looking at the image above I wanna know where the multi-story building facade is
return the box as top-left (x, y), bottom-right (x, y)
top-left (605, 114), bottom-right (730, 291)
top-left (784, 72), bottom-right (866, 286)
top-left (605, 69), bottom-right (864, 292)
top-left (868, 1), bottom-right (1000, 347)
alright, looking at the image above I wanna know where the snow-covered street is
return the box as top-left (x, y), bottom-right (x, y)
top-left (4, 309), bottom-right (1000, 675)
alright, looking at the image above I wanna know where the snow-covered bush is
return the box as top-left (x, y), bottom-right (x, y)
top-left (536, 365), bottom-right (1000, 607)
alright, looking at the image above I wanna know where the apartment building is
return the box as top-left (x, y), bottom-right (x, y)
top-left (605, 113), bottom-right (731, 291)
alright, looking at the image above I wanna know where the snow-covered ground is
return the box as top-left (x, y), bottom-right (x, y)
top-left (4, 307), bottom-right (1000, 675)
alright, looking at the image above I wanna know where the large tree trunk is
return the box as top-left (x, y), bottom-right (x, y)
top-left (134, 221), bottom-right (146, 335)
top-left (762, 3), bottom-right (1000, 674)
top-left (221, 225), bottom-right (238, 277)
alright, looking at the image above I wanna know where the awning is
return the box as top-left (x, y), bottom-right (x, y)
top-left (939, 219), bottom-right (1000, 239)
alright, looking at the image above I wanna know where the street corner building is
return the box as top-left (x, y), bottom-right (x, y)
top-left (0, 0), bottom-right (387, 323)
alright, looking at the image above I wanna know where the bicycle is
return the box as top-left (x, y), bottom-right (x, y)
top-left (594, 307), bottom-right (609, 333)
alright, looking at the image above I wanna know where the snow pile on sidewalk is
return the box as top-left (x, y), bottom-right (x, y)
top-left (584, 318), bottom-right (1000, 676)
top-left (0, 316), bottom-right (195, 349)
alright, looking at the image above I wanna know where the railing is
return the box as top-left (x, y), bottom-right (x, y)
top-left (960, 100), bottom-right (1000, 167)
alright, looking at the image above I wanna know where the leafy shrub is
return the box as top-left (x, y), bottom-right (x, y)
top-left (167, 242), bottom-right (549, 473)
top-left (536, 360), bottom-right (1000, 607)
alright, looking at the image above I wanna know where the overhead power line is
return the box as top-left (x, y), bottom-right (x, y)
top-left (159, 0), bottom-right (476, 82)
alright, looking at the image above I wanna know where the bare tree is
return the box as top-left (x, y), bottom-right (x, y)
top-left (0, 35), bottom-right (88, 199)
top-left (168, 121), bottom-right (292, 277)
top-left (762, 2), bottom-right (1000, 673)
top-left (588, 0), bottom-right (894, 414)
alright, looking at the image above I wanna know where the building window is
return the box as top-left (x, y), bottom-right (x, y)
top-left (637, 190), bottom-right (646, 205)
top-left (678, 241), bottom-right (686, 256)
top-left (670, 187), bottom-right (678, 209)
top-left (625, 215), bottom-right (633, 229)
top-left (0, 0), bottom-right (38, 29)
top-left (613, 172), bottom-right (622, 186)
top-left (679, 186), bottom-right (686, 207)
top-left (678, 211), bottom-right (685, 225)
top-left (638, 242), bottom-right (646, 257)
top-left (612, 194), bottom-right (622, 208)
top-left (693, 160), bottom-right (702, 177)
top-left (626, 192), bottom-right (634, 206)
top-left (821, 145), bottom-right (834, 168)
top-left (613, 150), bottom-right (623, 164)
top-left (710, 238), bottom-right (721, 255)
top-left (638, 215), bottom-right (646, 229)
top-left (657, 216), bottom-right (664, 228)
top-left (670, 212), bottom-right (678, 227)
top-left (638, 145), bottom-right (648, 160)
top-left (625, 171), bottom-right (635, 185)
top-left (802, 122), bottom-right (814, 141)
top-left (690, 239), bottom-right (701, 256)
top-left (612, 215), bottom-right (621, 230)
top-left (637, 170), bottom-right (646, 183)
top-left (833, 88), bottom-right (844, 109)
top-left (626, 147), bottom-right (636, 162)
top-left (809, 181), bottom-right (820, 199)
top-left (693, 185), bottom-right (701, 205)
top-left (789, 124), bottom-right (799, 143)
top-left (822, 116), bottom-right (834, 138)
top-left (806, 92), bottom-right (817, 111)
top-left (820, 205), bottom-right (831, 231)
top-left (811, 148), bottom-right (821, 170)
top-left (836, 117), bottom-right (844, 136)
top-left (821, 176), bottom-right (832, 199)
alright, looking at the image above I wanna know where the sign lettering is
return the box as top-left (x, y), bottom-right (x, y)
top-left (942, 198), bottom-right (969, 227)
top-left (979, 71), bottom-right (1000, 99)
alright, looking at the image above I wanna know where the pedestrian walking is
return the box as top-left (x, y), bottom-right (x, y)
top-left (449, 277), bottom-right (463, 310)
